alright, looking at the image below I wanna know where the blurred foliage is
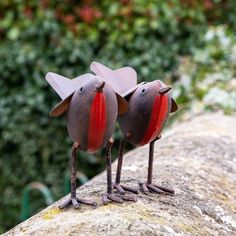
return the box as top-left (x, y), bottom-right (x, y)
top-left (173, 25), bottom-right (236, 115)
top-left (0, 0), bottom-right (236, 233)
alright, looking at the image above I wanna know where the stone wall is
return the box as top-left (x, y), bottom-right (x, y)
top-left (5, 113), bottom-right (236, 236)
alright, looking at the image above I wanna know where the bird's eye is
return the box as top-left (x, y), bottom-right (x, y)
top-left (79, 87), bottom-right (83, 92)
top-left (141, 89), bottom-right (145, 93)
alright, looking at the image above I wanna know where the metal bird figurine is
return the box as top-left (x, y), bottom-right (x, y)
top-left (45, 72), bottom-right (129, 208)
top-left (90, 62), bottom-right (178, 195)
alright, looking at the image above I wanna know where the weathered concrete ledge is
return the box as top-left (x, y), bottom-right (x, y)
top-left (5, 112), bottom-right (236, 236)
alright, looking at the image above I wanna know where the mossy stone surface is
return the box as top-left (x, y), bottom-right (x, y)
top-left (5, 112), bottom-right (236, 236)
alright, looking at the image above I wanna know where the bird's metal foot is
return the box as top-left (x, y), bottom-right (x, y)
top-left (59, 197), bottom-right (97, 209)
top-left (139, 182), bottom-right (175, 195)
top-left (102, 193), bottom-right (124, 205)
top-left (102, 192), bottom-right (138, 205)
top-left (112, 184), bottom-right (138, 202)
top-left (113, 183), bottom-right (139, 194)
top-left (116, 193), bottom-right (138, 202)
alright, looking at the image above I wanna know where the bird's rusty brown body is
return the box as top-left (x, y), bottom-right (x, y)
top-left (90, 62), bottom-right (178, 196)
top-left (118, 81), bottom-right (172, 146)
top-left (116, 80), bottom-right (177, 195)
top-left (45, 71), bottom-right (135, 209)
top-left (66, 79), bottom-right (117, 152)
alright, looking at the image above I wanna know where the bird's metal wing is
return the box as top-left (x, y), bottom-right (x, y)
top-left (113, 66), bottom-right (137, 92)
top-left (115, 93), bottom-right (128, 115)
top-left (45, 72), bottom-right (74, 99)
top-left (46, 73), bottom-right (97, 116)
top-left (71, 73), bottom-right (96, 89)
top-left (45, 72), bottom-right (95, 99)
top-left (171, 98), bottom-right (178, 113)
top-left (90, 61), bottom-right (137, 95)
top-left (49, 92), bottom-right (74, 117)
top-left (121, 82), bottom-right (146, 99)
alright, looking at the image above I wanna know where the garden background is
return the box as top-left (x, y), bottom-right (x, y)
top-left (1, 0), bottom-right (236, 233)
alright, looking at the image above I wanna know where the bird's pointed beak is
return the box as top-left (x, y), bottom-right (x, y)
top-left (159, 86), bottom-right (172, 94)
top-left (95, 81), bottom-right (105, 92)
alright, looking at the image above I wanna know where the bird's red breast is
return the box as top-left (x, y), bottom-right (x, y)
top-left (138, 94), bottom-right (169, 146)
top-left (87, 92), bottom-right (107, 152)
top-left (66, 78), bottom-right (118, 152)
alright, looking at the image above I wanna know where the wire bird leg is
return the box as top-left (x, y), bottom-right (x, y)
top-left (139, 139), bottom-right (175, 195)
top-left (102, 138), bottom-right (137, 204)
top-left (59, 143), bottom-right (97, 209)
top-left (113, 135), bottom-right (138, 201)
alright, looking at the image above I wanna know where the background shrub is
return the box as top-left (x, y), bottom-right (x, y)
top-left (1, 0), bottom-right (236, 233)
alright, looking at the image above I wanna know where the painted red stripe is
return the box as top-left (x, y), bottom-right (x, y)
top-left (87, 92), bottom-right (107, 152)
top-left (139, 95), bottom-right (169, 146)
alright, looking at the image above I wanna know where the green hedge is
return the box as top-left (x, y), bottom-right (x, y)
top-left (174, 25), bottom-right (236, 114)
top-left (1, 0), bottom-right (236, 233)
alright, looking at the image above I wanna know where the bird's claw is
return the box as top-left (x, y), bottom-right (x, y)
top-left (115, 193), bottom-right (138, 202)
top-left (102, 192), bottom-right (138, 205)
top-left (102, 193), bottom-right (124, 205)
top-left (59, 197), bottom-right (97, 209)
top-left (139, 182), bottom-right (175, 195)
top-left (113, 183), bottom-right (139, 194)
